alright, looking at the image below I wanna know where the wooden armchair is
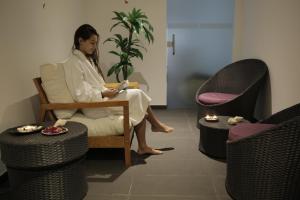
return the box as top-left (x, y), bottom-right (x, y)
top-left (33, 77), bottom-right (133, 167)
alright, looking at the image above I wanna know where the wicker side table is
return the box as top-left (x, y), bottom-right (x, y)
top-left (0, 121), bottom-right (88, 200)
top-left (198, 116), bottom-right (249, 158)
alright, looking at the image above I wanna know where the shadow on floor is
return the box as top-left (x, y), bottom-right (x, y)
top-left (85, 147), bottom-right (176, 183)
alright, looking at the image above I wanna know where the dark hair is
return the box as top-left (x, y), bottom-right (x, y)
top-left (73, 24), bottom-right (104, 77)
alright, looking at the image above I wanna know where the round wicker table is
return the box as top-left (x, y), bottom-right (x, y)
top-left (198, 116), bottom-right (249, 159)
top-left (0, 121), bottom-right (88, 200)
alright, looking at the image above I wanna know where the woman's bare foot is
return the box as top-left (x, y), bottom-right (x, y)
top-left (137, 146), bottom-right (163, 155)
top-left (151, 123), bottom-right (174, 133)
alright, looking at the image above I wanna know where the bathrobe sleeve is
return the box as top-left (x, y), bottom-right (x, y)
top-left (64, 58), bottom-right (104, 102)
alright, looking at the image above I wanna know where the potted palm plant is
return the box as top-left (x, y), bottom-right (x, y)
top-left (104, 8), bottom-right (154, 82)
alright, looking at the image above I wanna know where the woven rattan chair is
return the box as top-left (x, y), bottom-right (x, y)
top-left (33, 77), bottom-right (132, 167)
top-left (195, 59), bottom-right (268, 125)
top-left (226, 103), bottom-right (300, 200)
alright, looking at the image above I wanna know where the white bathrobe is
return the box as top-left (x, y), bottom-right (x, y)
top-left (63, 49), bottom-right (151, 126)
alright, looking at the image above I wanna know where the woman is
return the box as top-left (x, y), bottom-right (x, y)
top-left (64, 24), bottom-right (173, 155)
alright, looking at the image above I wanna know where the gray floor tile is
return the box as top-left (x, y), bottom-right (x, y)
top-left (131, 175), bottom-right (215, 196)
top-left (85, 160), bottom-right (128, 175)
top-left (212, 176), bottom-right (228, 195)
top-left (217, 194), bottom-right (233, 200)
top-left (84, 194), bottom-right (129, 200)
top-left (130, 158), bottom-right (210, 176)
top-left (129, 194), bottom-right (218, 200)
top-left (84, 109), bottom-right (232, 199)
top-left (87, 172), bottom-right (132, 195)
top-left (151, 109), bottom-right (190, 119)
top-left (202, 158), bottom-right (227, 176)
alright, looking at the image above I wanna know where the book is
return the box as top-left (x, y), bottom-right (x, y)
top-left (117, 80), bottom-right (129, 92)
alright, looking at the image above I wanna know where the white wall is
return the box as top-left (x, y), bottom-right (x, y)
top-left (84, 0), bottom-right (167, 105)
top-left (233, 0), bottom-right (300, 113)
top-left (0, 0), bottom-right (85, 174)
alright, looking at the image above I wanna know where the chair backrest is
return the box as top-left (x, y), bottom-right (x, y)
top-left (33, 77), bottom-right (49, 105)
top-left (33, 77), bottom-right (57, 121)
top-left (261, 103), bottom-right (300, 124)
top-left (39, 63), bottom-right (77, 119)
top-left (213, 59), bottom-right (268, 94)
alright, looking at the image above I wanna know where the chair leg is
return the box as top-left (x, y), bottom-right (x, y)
top-left (124, 145), bottom-right (131, 167)
top-left (39, 108), bottom-right (46, 123)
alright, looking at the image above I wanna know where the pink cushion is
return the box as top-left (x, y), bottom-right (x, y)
top-left (228, 123), bottom-right (276, 141)
top-left (198, 92), bottom-right (239, 104)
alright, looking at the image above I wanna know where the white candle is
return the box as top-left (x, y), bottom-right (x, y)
top-left (204, 114), bottom-right (218, 121)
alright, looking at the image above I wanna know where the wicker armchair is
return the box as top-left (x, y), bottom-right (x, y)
top-left (195, 59), bottom-right (268, 125)
top-left (226, 103), bottom-right (300, 200)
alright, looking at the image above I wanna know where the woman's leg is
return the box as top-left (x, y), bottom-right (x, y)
top-left (135, 117), bottom-right (163, 155)
top-left (146, 107), bottom-right (174, 133)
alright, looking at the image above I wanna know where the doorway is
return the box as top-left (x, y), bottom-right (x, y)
top-left (167, 0), bottom-right (234, 108)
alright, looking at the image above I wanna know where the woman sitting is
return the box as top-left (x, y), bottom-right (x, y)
top-left (64, 24), bottom-right (174, 155)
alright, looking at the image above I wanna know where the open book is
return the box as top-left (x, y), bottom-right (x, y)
top-left (117, 80), bottom-right (129, 92)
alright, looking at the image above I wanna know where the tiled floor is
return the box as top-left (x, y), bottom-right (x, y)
top-left (0, 109), bottom-right (232, 199)
top-left (84, 109), bottom-right (232, 200)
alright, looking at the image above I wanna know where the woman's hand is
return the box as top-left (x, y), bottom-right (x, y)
top-left (101, 89), bottom-right (118, 98)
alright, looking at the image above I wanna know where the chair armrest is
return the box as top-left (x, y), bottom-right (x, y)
top-left (40, 100), bottom-right (131, 144)
top-left (39, 100), bottom-right (130, 134)
top-left (228, 116), bottom-right (300, 145)
top-left (42, 100), bottom-right (128, 110)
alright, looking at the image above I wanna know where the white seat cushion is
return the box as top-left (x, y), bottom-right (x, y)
top-left (68, 113), bottom-right (131, 136)
top-left (40, 63), bottom-right (77, 119)
top-left (40, 63), bottom-right (131, 136)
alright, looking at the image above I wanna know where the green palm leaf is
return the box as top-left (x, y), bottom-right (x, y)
top-left (107, 63), bottom-right (119, 76)
top-left (108, 50), bottom-right (121, 57)
top-left (105, 8), bottom-right (154, 82)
